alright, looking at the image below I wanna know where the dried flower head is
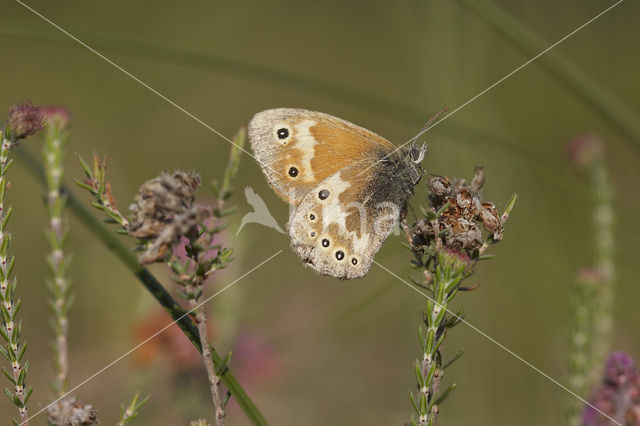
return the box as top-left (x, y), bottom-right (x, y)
top-left (46, 397), bottom-right (98, 426)
top-left (43, 105), bottom-right (71, 129)
top-left (413, 167), bottom-right (502, 256)
top-left (6, 102), bottom-right (45, 140)
top-left (583, 352), bottom-right (640, 426)
top-left (129, 171), bottom-right (207, 263)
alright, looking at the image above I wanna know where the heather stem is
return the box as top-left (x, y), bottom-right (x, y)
top-left (414, 255), bottom-right (464, 426)
top-left (565, 138), bottom-right (615, 425)
top-left (117, 392), bottom-right (148, 425)
top-left (566, 272), bottom-right (597, 426)
top-left (0, 129), bottom-right (31, 425)
top-left (42, 114), bottom-right (71, 396)
top-left (589, 157), bottom-right (615, 386)
top-left (190, 295), bottom-right (225, 426)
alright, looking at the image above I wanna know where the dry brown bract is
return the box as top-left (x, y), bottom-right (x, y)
top-left (46, 398), bottom-right (97, 426)
top-left (414, 167), bottom-right (502, 252)
top-left (129, 171), bottom-right (207, 264)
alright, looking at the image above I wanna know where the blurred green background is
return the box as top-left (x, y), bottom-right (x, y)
top-left (1, 0), bottom-right (639, 424)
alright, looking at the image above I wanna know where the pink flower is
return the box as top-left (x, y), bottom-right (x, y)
top-left (583, 352), bottom-right (640, 425)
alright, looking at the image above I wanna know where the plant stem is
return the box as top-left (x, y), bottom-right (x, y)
top-left (42, 116), bottom-right (71, 397)
top-left (566, 271), bottom-right (597, 426)
top-left (182, 234), bottom-right (225, 426)
top-left (588, 156), bottom-right (615, 386)
top-left (190, 296), bottom-right (224, 426)
top-left (117, 392), bottom-right (148, 425)
top-left (15, 147), bottom-right (268, 426)
top-left (457, 0), bottom-right (640, 148)
top-left (565, 140), bottom-right (615, 425)
top-left (0, 130), bottom-right (30, 425)
top-left (413, 254), bottom-right (465, 426)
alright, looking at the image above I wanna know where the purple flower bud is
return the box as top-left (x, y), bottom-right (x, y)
top-left (6, 102), bottom-right (45, 140)
top-left (442, 248), bottom-right (473, 270)
top-left (43, 105), bottom-right (71, 129)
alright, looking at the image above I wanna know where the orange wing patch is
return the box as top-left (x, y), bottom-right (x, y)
top-left (249, 108), bottom-right (394, 205)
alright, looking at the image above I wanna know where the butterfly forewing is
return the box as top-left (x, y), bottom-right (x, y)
top-left (249, 108), bottom-right (395, 204)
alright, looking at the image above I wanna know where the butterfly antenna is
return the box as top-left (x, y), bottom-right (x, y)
top-left (422, 107), bottom-right (449, 133)
top-left (410, 107), bottom-right (450, 145)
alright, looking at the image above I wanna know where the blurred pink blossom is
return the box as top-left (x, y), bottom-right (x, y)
top-left (583, 352), bottom-right (640, 425)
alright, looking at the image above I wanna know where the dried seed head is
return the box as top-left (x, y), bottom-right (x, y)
top-left (416, 167), bottom-right (503, 255)
top-left (129, 171), bottom-right (207, 263)
top-left (427, 175), bottom-right (452, 203)
top-left (47, 397), bottom-right (98, 426)
top-left (6, 102), bottom-right (45, 140)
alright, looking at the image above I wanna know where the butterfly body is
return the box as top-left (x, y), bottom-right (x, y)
top-left (249, 108), bottom-right (422, 279)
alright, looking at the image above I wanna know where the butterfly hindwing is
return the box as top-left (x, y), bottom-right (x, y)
top-left (249, 108), bottom-right (423, 279)
top-left (248, 108), bottom-right (396, 204)
top-left (287, 160), bottom-right (407, 279)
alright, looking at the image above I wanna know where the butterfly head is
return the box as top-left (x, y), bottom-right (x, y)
top-left (407, 143), bottom-right (427, 164)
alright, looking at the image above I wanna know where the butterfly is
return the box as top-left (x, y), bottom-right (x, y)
top-left (249, 108), bottom-right (425, 279)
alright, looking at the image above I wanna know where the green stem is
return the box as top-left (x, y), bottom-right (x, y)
top-left (42, 118), bottom-right (72, 397)
top-left (117, 392), bottom-right (148, 426)
top-left (411, 254), bottom-right (466, 426)
top-left (588, 157), bottom-right (614, 386)
top-left (15, 147), bottom-right (268, 426)
top-left (566, 273), bottom-right (597, 426)
top-left (457, 0), bottom-right (640, 147)
top-left (0, 131), bottom-right (31, 425)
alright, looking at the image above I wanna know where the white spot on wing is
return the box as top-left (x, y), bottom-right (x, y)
top-left (294, 119), bottom-right (317, 183)
top-left (317, 174), bottom-right (370, 254)
top-left (319, 173), bottom-right (350, 230)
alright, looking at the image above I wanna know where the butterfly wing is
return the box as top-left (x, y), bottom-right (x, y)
top-left (288, 158), bottom-right (418, 279)
top-left (248, 108), bottom-right (396, 204)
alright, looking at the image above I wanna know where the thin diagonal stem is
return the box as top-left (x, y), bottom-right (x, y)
top-left (15, 146), bottom-right (268, 426)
